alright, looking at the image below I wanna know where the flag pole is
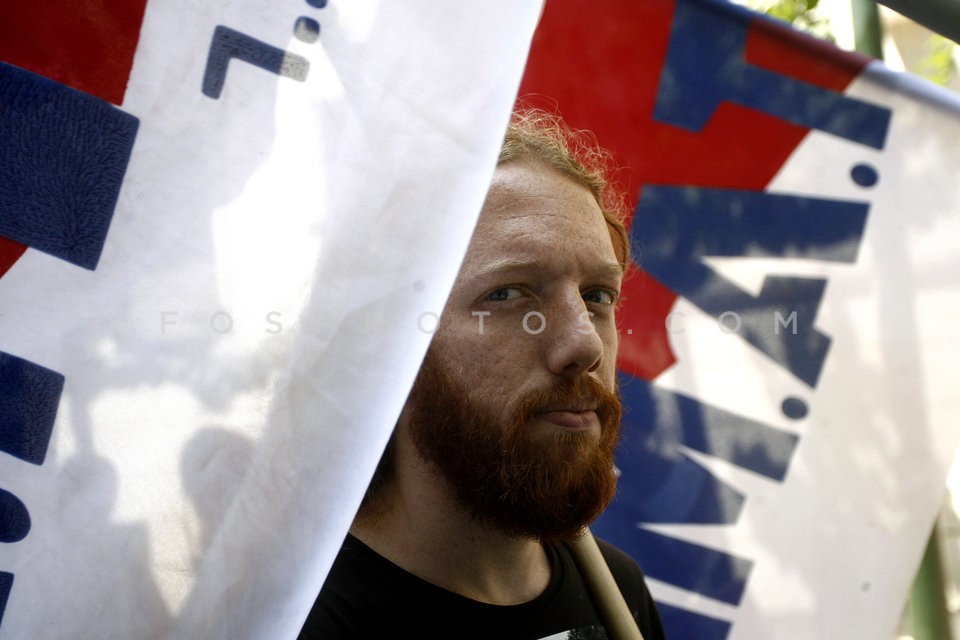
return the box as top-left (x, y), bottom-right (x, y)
top-left (874, 0), bottom-right (960, 44)
top-left (852, 0), bottom-right (884, 59)
top-left (909, 519), bottom-right (952, 640)
top-left (568, 528), bottom-right (645, 640)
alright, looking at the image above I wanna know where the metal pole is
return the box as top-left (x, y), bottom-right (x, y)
top-left (910, 521), bottom-right (952, 640)
top-left (852, 0), bottom-right (885, 59)
top-left (875, 0), bottom-right (960, 44)
top-left (846, 7), bottom-right (951, 635)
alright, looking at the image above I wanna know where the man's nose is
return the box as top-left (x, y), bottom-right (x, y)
top-left (542, 290), bottom-right (605, 376)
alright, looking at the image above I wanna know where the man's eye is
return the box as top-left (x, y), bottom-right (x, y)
top-left (583, 289), bottom-right (616, 305)
top-left (487, 287), bottom-right (521, 301)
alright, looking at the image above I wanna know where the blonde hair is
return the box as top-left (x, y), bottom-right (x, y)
top-left (499, 108), bottom-right (630, 269)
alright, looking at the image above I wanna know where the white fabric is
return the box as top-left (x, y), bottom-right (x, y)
top-left (646, 63), bottom-right (960, 639)
top-left (0, 2), bottom-right (541, 638)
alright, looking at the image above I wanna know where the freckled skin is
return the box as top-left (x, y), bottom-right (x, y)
top-left (349, 159), bottom-right (626, 606)
top-left (432, 160), bottom-right (622, 445)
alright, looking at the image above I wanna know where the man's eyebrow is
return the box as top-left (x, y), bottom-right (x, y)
top-left (473, 258), bottom-right (624, 280)
top-left (473, 258), bottom-right (548, 277)
top-left (591, 262), bottom-right (626, 282)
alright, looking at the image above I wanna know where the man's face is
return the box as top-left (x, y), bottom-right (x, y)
top-left (404, 160), bottom-right (624, 542)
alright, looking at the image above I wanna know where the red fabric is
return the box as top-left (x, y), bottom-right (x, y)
top-left (0, 0), bottom-right (148, 105)
top-left (519, 0), bottom-right (869, 380)
top-left (0, 237), bottom-right (26, 279)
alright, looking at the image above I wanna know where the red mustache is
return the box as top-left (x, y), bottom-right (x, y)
top-left (512, 376), bottom-right (620, 427)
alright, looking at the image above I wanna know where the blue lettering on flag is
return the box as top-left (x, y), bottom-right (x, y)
top-left (0, 489), bottom-right (30, 543)
top-left (596, 373), bottom-right (782, 634)
top-left (657, 602), bottom-right (732, 640)
top-left (634, 187), bottom-right (869, 387)
top-left (598, 2), bottom-right (894, 637)
top-left (0, 62), bottom-right (139, 270)
top-left (202, 26), bottom-right (310, 99)
top-left (606, 374), bottom-right (799, 525)
top-left (656, 0), bottom-right (892, 149)
top-left (614, 525), bottom-right (753, 606)
top-left (0, 572), bottom-right (11, 627)
top-left (0, 352), bottom-right (64, 466)
top-left (0, 352), bottom-right (65, 621)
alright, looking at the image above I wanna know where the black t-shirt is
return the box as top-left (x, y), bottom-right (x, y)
top-left (300, 534), bottom-right (667, 639)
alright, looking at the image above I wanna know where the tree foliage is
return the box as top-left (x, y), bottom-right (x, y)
top-left (744, 0), bottom-right (956, 87)
top-left (761, 0), bottom-right (836, 41)
top-left (918, 34), bottom-right (956, 87)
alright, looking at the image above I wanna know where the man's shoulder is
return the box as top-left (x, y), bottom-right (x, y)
top-left (591, 537), bottom-right (668, 640)
top-left (299, 534), bottom-right (406, 639)
top-left (594, 537), bottom-right (646, 584)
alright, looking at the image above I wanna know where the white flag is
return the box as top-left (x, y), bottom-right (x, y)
top-left (0, 1), bottom-right (541, 637)
top-left (521, 0), bottom-right (960, 638)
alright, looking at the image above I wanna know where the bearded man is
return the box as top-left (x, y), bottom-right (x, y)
top-left (299, 109), bottom-right (667, 640)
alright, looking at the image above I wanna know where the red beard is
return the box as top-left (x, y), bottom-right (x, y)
top-left (406, 348), bottom-right (621, 543)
